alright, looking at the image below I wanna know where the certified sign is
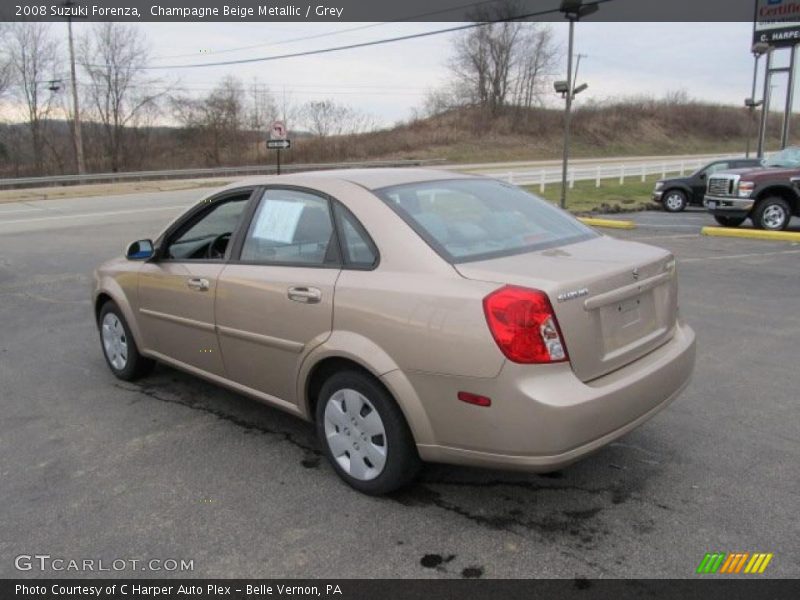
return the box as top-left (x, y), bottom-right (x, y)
top-left (270, 120), bottom-right (287, 140)
top-left (754, 0), bottom-right (800, 47)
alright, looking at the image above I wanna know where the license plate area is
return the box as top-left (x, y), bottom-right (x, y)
top-left (599, 291), bottom-right (658, 356)
top-left (707, 200), bottom-right (717, 209)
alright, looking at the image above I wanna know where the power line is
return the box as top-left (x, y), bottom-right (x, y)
top-left (147, 0), bottom-right (506, 61)
top-left (88, 4), bottom-right (599, 71)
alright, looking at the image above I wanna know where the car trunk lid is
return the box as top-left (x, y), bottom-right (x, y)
top-left (455, 236), bottom-right (678, 382)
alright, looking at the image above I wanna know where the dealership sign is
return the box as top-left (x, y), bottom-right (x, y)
top-left (754, 0), bottom-right (800, 46)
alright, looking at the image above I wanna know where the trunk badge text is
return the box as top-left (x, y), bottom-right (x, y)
top-left (557, 288), bottom-right (590, 303)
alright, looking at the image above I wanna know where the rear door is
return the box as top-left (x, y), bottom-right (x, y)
top-left (215, 187), bottom-right (341, 404)
top-left (137, 189), bottom-right (254, 375)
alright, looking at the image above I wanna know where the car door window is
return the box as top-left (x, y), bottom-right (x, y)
top-left (240, 189), bottom-right (336, 265)
top-left (166, 195), bottom-right (250, 260)
top-left (334, 203), bottom-right (377, 268)
top-left (705, 162), bottom-right (730, 176)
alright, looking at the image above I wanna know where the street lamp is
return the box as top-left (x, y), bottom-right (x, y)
top-left (746, 42), bottom-right (769, 158)
top-left (558, 0), bottom-right (598, 210)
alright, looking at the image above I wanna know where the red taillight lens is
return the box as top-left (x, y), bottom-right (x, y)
top-left (482, 286), bottom-right (569, 364)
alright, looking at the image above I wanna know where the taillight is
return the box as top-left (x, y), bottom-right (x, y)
top-left (482, 286), bottom-right (569, 364)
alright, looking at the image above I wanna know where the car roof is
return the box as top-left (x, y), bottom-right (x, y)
top-left (214, 168), bottom-right (480, 193)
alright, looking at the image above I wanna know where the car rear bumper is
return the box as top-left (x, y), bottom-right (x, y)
top-left (413, 320), bottom-right (696, 472)
top-left (704, 194), bottom-right (754, 216)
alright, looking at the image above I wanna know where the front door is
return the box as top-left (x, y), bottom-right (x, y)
top-left (137, 191), bottom-right (253, 375)
top-left (215, 188), bottom-right (341, 405)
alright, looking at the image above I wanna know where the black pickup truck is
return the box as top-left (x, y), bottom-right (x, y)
top-left (652, 158), bottom-right (763, 212)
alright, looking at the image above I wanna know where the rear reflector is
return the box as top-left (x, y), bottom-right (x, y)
top-left (482, 285), bottom-right (569, 364)
top-left (457, 391), bottom-right (492, 407)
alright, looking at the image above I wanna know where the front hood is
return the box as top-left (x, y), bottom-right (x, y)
top-left (455, 236), bottom-right (678, 382)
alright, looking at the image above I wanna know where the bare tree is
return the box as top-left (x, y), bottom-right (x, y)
top-left (172, 76), bottom-right (246, 166)
top-left (247, 78), bottom-right (278, 133)
top-left (301, 99), bottom-right (375, 138)
top-left (436, 2), bottom-right (559, 116)
top-left (79, 22), bottom-right (159, 172)
top-left (511, 24), bottom-right (559, 110)
top-left (0, 23), bottom-right (12, 99)
top-left (8, 23), bottom-right (60, 174)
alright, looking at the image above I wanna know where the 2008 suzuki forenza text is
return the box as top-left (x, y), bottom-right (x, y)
top-left (93, 169), bottom-right (696, 495)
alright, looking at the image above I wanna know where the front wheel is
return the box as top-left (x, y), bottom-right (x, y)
top-left (713, 215), bottom-right (746, 228)
top-left (662, 190), bottom-right (688, 212)
top-left (98, 301), bottom-right (155, 381)
top-left (316, 370), bottom-right (420, 495)
top-left (752, 197), bottom-right (791, 231)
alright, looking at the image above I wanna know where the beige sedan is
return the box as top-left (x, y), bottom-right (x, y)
top-left (93, 169), bottom-right (695, 494)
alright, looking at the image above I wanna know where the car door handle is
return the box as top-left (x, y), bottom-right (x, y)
top-left (187, 277), bottom-right (210, 291)
top-left (287, 286), bottom-right (322, 304)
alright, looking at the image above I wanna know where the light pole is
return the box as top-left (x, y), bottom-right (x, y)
top-left (558, 0), bottom-right (598, 210)
top-left (745, 42), bottom-right (769, 158)
top-left (63, 0), bottom-right (85, 175)
top-left (757, 44), bottom-right (774, 158)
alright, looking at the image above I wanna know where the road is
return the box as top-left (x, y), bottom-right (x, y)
top-left (1, 187), bottom-right (798, 579)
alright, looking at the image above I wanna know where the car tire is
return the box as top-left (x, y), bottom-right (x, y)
top-left (662, 190), bottom-right (688, 212)
top-left (316, 370), bottom-right (421, 495)
top-left (98, 301), bottom-right (155, 381)
top-left (713, 215), bottom-right (747, 228)
top-left (752, 197), bottom-right (791, 231)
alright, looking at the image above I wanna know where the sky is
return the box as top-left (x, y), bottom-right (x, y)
top-left (3, 20), bottom-right (794, 128)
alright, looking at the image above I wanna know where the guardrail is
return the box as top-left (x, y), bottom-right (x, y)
top-left (497, 157), bottom-right (735, 191)
top-left (0, 158), bottom-right (446, 190)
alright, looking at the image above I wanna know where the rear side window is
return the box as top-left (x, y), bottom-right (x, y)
top-left (334, 203), bottom-right (377, 268)
top-left (375, 179), bottom-right (596, 263)
top-left (240, 189), bottom-right (336, 265)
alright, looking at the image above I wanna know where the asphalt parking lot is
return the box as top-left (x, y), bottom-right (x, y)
top-left (1, 193), bottom-right (798, 579)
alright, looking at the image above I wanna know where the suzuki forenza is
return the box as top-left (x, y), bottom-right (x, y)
top-left (93, 169), bottom-right (696, 494)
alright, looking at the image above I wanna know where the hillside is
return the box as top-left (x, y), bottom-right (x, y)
top-left (1, 100), bottom-right (796, 177)
top-left (286, 101), bottom-right (794, 165)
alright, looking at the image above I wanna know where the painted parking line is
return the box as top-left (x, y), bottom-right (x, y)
top-left (681, 249), bottom-right (800, 263)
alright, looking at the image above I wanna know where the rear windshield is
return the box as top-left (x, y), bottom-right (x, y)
top-left (376, 179), bottom-right (597, 263)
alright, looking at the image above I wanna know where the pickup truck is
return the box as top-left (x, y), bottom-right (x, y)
top-left (704, 146), bottom-right (800, 230)
top-left (652, 158), bottom-right (762, 212)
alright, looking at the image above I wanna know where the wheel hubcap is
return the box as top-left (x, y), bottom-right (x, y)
top-left (763, 205), bottom-right (786, 230)
top-left (665, 193), bottom-right (684, 210)
top-left (323, 388), bottom-right (387, 481)
top-left (101, 313), bottom-right (128, 371)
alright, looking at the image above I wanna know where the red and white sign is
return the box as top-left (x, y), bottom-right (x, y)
top-left (270, 120), bottom-right (287, 140)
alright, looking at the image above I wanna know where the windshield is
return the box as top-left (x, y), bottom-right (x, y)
top-left (376, 179), bottom-right (597, 263)
top-left (764, 147), bottom-right (800, 168)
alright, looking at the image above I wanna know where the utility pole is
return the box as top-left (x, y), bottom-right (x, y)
top-left (64, 0), bottom-right (85, 175)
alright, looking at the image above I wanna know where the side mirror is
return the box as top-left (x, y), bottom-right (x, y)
top-left (125, 239), bottom-right (154, 260)
top-left (698, 173), bottom-right (706, 180)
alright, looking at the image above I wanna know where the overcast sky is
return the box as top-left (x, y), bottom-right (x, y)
top-left (5, 20), bottom-right (794, 127)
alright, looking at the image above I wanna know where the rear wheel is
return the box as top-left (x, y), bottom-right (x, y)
top-left (98, 301), bottom-right (155, 381)
top-left (752, 197), bottom-right (791, 231)
top-left (662, 190), bottom-right (688, 212)
top-left (713, 215), bottom-right (746, 228)
top-left (316, 370), bottom-right (420, 495)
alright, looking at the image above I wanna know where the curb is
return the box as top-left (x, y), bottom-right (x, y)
top-left (577, 217), bottom-right (637, 230)
top-left (701, 227), bottom-right (800, 242)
